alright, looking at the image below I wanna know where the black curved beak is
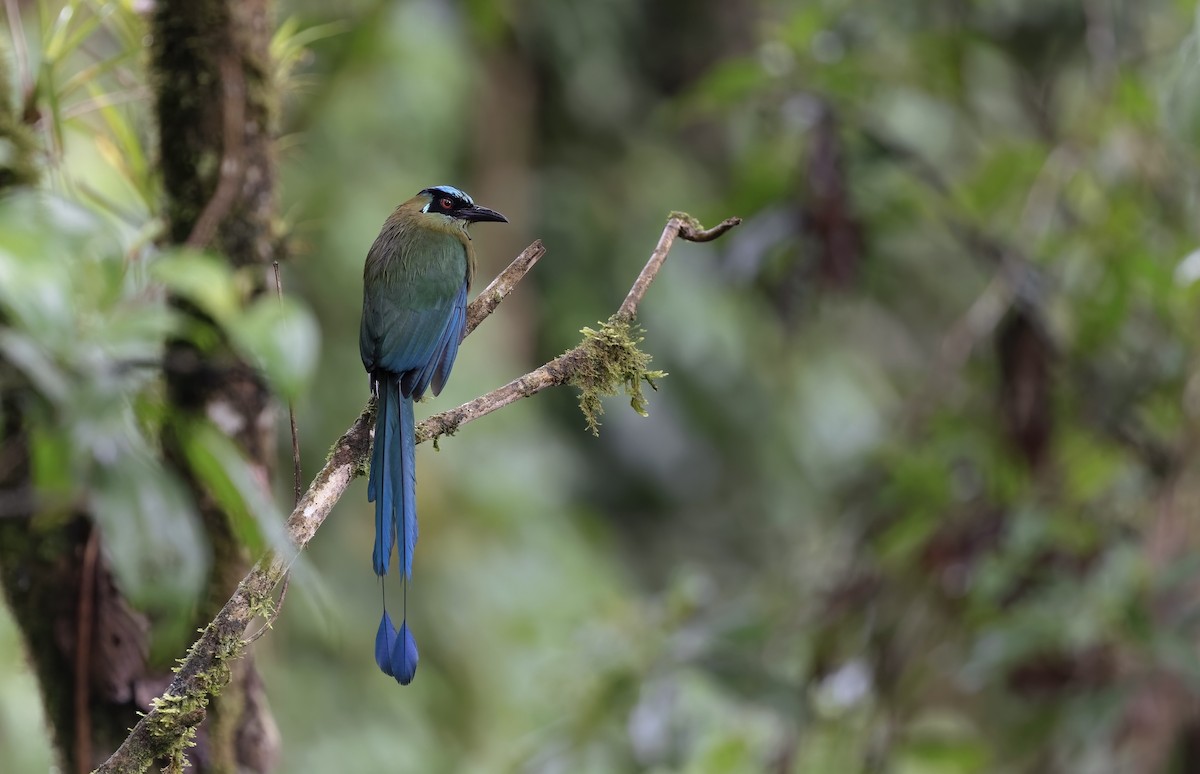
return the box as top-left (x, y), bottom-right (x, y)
top-left (462, 204), bottom-right (508, 224)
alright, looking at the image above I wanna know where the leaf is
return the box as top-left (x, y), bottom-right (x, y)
top-left (90, 453), bottom-right (209, 615)
top-left (151, 250), bottom-right (242, 324)
top-left (92, 90), bottom-right (155, 207)
top-left (30, 425), bottom-right (75, 498)
top-left (0, 329), bottom-right (70, 403)
top-left (0, 245), bottom-right (75, 343)
top-left (231, 296), bottom-right (321, 400)
top-left (178, 419), bottom-right (290, 557)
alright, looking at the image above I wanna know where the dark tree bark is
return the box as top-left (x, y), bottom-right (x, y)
top-left (1, 2), bottom-right (283, 771)
top-left (151, 0), bottom-right (281, 771)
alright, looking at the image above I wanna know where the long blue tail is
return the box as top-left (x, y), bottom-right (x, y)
top-left (367, 374), bottom-right (419, 684)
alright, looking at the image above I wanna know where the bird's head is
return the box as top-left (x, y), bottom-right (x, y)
top-left (414, 185), bottom-right (507, 230)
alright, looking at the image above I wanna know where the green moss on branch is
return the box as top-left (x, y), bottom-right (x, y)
top-left (570, 317), bottom-right (667, 435)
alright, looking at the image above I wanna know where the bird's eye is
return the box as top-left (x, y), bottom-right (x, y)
top-left (440, 197), bottom-right (454, 211)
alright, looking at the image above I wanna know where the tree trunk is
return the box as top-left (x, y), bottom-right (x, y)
top-left (0, 1), bottom-right (283, 770)
top-left (152, 0), bottom-right (281, 771)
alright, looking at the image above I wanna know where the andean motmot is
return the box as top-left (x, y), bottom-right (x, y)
top-left (360, 185), bottom-right (507, 684)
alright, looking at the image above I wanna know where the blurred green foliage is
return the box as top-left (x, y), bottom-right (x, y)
top-left (6, 0), bottom-right (1200, 772)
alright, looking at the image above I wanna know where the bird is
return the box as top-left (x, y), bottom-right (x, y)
top-left (359, 185), bottom-right (507, 685)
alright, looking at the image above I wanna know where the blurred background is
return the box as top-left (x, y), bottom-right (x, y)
top-left (5, 0), bottom-right (1200, 771)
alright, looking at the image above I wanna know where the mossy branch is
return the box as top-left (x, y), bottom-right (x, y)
top-left (94, 214), bottom-right (739, 773)
top-left (572, 318), bottom-right (666, 435)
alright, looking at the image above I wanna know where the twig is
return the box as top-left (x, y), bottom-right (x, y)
top-left (94, 215), bottom-right (737, 774)
top-left (273, 261), bottom-right (302, 506)
top-left (465, 240), bottom-right (546, 335)
top-left (75, 525), bottom-right (100, 774)
top-left (617, 216), bottom-right (740, 321)
top-left (185, 55), bottom-right (244, 250)
top-left (239, 262), bottom-right (304, 647)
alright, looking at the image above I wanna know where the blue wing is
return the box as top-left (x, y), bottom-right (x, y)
top-left (361, 280), bottom-right (469, 399)
top-left (410, 281), bottom-right (468, 398)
